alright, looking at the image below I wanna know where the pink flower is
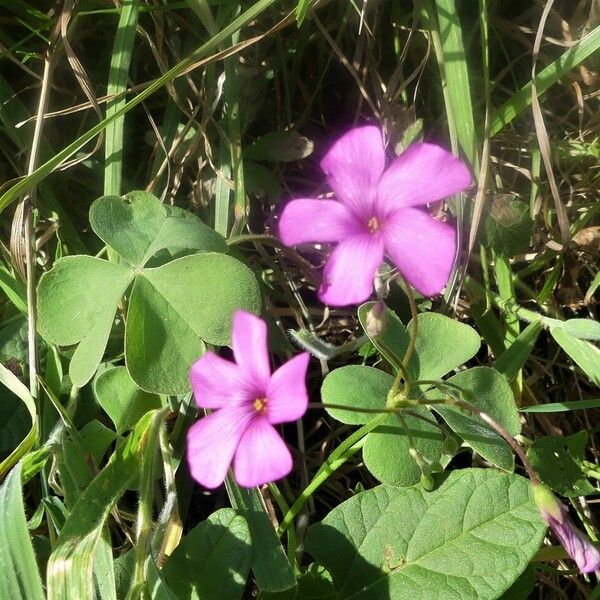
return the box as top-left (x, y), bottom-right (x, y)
top-left (534, 483), bottom-right (600, 573)
top-left (187, 310), bottom-right (310, 489)
top-left (278, 126), bottom-right (471, 306)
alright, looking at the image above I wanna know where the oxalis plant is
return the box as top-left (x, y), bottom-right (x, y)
top-left (2, 3), bottom-right (600, 600)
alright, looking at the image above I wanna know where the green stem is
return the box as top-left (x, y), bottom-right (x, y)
top-left (278, 413), bottom-right (388, 535)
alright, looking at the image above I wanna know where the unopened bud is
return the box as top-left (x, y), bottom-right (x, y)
top-left (420, 473), bottom-right (435, 491)
top-left (365, 301), bottom-right (387, 337)
top-left (533, 483), bottom-right (600, 573)
top-left (442, 436), bottom-right (459, 456)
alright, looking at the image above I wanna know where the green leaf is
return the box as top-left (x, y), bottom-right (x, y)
top-left (38, 194), bottom-right (260, 394)
top-left (0, 385), bottom-right (30, 459)
top-left (94, 367), bottom-right (162, 433)
top-left (409, 313), bottom-right (480, 387)
top-left (79, 420), bottom-right (116, 464)
top-left (358, 302), bottom-right (410, 372)
top-left (363, 407), bottom-right (444, 486)
top-left (37, 256), bottom-right (133, 387)
top-left (520, 398), bottom-right (600, 413)
top-left (489, 24), bottom-right (600, 137)
top-left (322, 366), bottom-right (392, 425)
top-left (126, 253), bottom-right (261, 393)
top-left (0, 463), bottom-right (45, 600)
top-left (551, 327), bottom-right (600, 386)
top-left (46, 411), bottom-right (155, 600)
top-left (0, 364), bottom-right (39, 478)
top-left (527, 432), bottom-right (596, 497)
top-left (296, 564), bottom-right (336, 600)
top-left (295, 0), bottom-right (310, 25)
top-left (163, 508), bottom-right (251, 600)
top-left (494, 320), bottom-right (542, 381)
top-left (484, 196), bottom-right (533, 257)
top-left (305, 469), bottom-right (546, 600)
top-left (225, 481), bottom-right (296, 593)
top-left (554, 318), bottom-right (600, 341)
top-left (89, 191), bottom-right (226, 268)
top-left (429, 367), bottom-right (520, 470)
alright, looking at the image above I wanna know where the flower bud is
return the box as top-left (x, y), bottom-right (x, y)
top-left (365, 301), bottom-right (387, 337)
top-left (420, 473), bottom-right (435, 491)
top-left (442, 435), bottom-right (459, 456)
top-left (533, 483), bottom-right (600, 573)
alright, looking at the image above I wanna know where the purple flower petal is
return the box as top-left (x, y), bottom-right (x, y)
top-left (376, 143), bottom-right (471, 214)
top-left (278, 199), bottom-right (360, 246)
top-left (319, 234), bottom-right (384, 306)
top-left (384, 208), bottom-right (456, 296)
top-left (232, 310), bottom-right (271, 391)
top-left (267, 353), bottom-right (310, 424)
top-left (189, 352), bottom-right (251, 408)
top-left (548, 509), bottom-right (600, 574)
top-left (233, 418), bottom-right (293, 487)
top-left (186, 406), bottom-right (254, 489)
top-left (320, 125), bottom-right (385, 218)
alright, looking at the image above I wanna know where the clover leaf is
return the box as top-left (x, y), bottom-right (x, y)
top-left (38, 191), bottom-right (261, 393)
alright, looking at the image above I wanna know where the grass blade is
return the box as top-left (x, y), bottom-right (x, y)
top-left (0, 0), bottom-right (280, 216)
top-left (104, 0), bottom-right (139, 196)
top-left (490, 24), bottom-right (600, 137)
top-left (0, 462), bottom-right (45, 600)
top-left (46, 411), bottom-right (155, 600)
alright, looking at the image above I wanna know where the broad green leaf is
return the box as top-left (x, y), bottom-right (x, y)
top-left (358, 302), bottom-right (410, 372)
top-left (499, 566), bottom-right (535, 600)
top-left (322, 366), bottom-right (393, 425)
top-left (163, 508), bottom-right (251, 600)
top-left (484, 196), bottom-right (533, 257)
top-left (494, 321), bottom-right (542, 382)
top-left (363, 406), bottom-right (444, 486)
top-left (409, 313), bottom-right (480, 387)
top-left (94, 367), bottom-right (161, 433)
top-left (527, 432), bottom-right (595, 497)
top-left (47, 411), bottom-right (155, 600)
top-left (37, 256), bottom-right (133, 346)
top-left (38, 194), bottom-right (260, 394)
top-left (0, 463), bottom-right (45, 600)
top-left (0, 316), bottom-right (28, 364)
top-left (225, 480), bottom-right (296, 593)
top-left (37, 256), bottom-right (133, 387)
top-left (79, 420), bottom-right (116, 464)
top-left (296, 564), bottom-right (336, 600)
top-left (126, 253), bottom-right (261, 393)
top-left (429, 367), bottom-right (520, 470)
top-left (551, 328), bottom-right (600, 386)
top-left (305, 469), bottom-right (546, 600)
top-left (89, 191), bottom-right (226, 268)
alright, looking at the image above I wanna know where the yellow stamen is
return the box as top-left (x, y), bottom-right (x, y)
top-left (253, 397), bottom-right (268, 413)
top-left (367, 216), bottom-right (379, 234)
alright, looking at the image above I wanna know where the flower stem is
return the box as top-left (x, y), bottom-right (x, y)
top-left (420, 396), bottom-right (540, 485)
top-left (278, 412), bottom-right (388, 535)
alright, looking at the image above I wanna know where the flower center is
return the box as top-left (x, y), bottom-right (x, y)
top-left (367, 216), bottom-right (379, 234)
top-left (253, 397), bottom-right (268, 414)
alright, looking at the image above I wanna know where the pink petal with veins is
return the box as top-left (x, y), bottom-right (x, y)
top-left (267, 353), bottom-right (310, 424)
top-left (233, 418), bottom-right (293, 487)
top-left (319, 234), bottom-right (384, 306)
top-left (320, 125), bottom-right (385, 218)
top-left (384, 208), bottom-right (456, 297)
